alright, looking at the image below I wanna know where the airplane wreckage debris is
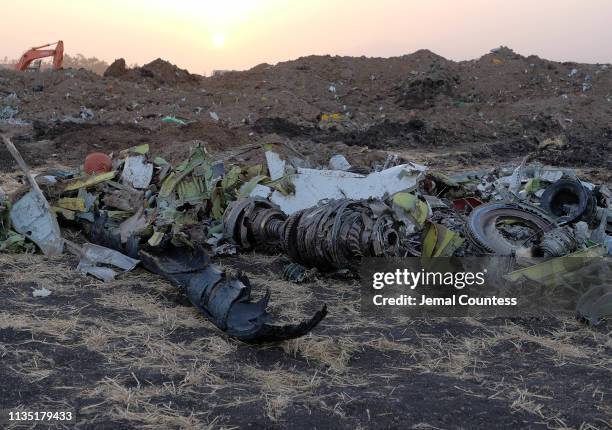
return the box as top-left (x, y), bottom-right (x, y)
top-left (1, 134), bottom-right (611, 329)
top-left (86, 213), bottom-right (326, 342)
top-left (0, 135), bottom-right (326, 342)
top-left (223, 198), bottom-right (402, 271)
top-left (465, 202), bottom-right (556, 255)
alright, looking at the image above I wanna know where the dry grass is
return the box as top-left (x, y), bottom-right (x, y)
top-left (241, 363), bottom-right (323, 421)
top-left (83, 377), bottom-right (222, 429)
top-left (0, 252), bottom-right (610, 428)
top-left (282, 334), bottom-right (359, 373)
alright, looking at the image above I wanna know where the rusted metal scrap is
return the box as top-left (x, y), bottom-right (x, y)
top-left (224, 197), bottom-right (402, 271)
top-left (87, 213), bottom-right (326, 343)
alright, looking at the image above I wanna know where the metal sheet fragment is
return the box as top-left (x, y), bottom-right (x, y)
top-left (328, 154), bottom-right (351, 171)
top-left (577, 284), bottom-right (612, 326)
top-left (261, 163), bottom-right (426, 215)
top-left (265, 151), bottom-right (286, 180)
top-left (421, 222), bottom-right (465, 259)
top-left (119, 207), bottom-right (149, 243)
top-left (57, 197), bottom-right (86, 212)
top-left (2, 134), bottom-right (64, 255)
top-left (121, 156), bottom-right (154, 189)
top-left (67, 240), bottom-right (140, 282)
top-left (505, 245), bottom-right (606, 285)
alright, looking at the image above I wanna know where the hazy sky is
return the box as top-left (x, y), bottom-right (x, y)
top-left (2, 0), bottom-right (612, 74)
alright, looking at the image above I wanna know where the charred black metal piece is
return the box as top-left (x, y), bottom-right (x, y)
top-left (224, 198), bottom-right (401, 271)
top-left (533, 226), bottom-right (580, 258)
top-left (138, 245), bottom-right (326, 342)
top-left (541, 179), bottom-right (597, 224)
top-left (283, 262), bottom-right (311, 283)
top-left (88, 213), bottom-right (326, 343)
top-left (223, 198), bottom-right (286, 251)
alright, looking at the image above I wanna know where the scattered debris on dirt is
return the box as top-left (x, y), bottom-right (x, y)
top-left (1, 47), bottom-right (611, 175)
top-left (2, 127), bottom-right (610, 330)
top-left (1, 135), bottom-right (327, 342)
top-left (1, 47), bottom-right (611, 428)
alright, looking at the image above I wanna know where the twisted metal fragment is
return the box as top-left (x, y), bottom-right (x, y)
top-left (87, 213), bottom-right (326, 343)
top-left (224, 198), bottom-right (402, 271)
top-left (540, 179), bottom-right (597, 223)
top-left (533, 226), bottom-right (580, 258)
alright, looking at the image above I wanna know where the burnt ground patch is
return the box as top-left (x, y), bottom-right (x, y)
top-left (0, 252), bottom-right (610, 429)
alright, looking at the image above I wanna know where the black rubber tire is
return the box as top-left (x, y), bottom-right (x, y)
top-left (465, 202), bottom-right (556, 255)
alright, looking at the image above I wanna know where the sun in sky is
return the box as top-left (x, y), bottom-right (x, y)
top-left (147, 0), bottom-right (258, 50)
top-left (212, 34), bottom-right (225, 48)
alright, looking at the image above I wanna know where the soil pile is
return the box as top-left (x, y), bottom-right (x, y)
top-left (103, 58), bottom-right (127, 77)
top-left (0, 47), bottom-right (610, 176)
top-left (138, 58), bottom-right (200, 85)
top-left (103, 58), bottom-right (200, 86)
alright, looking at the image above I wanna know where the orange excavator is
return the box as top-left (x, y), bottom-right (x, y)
top-left (15, 41), bottom-right (64, 71)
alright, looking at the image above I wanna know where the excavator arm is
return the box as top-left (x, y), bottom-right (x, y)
top-left (15, 41), bottom-right (64, 71)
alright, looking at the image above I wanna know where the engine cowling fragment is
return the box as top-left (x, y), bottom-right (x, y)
top-left (87, 212), bottom-right (326, 343)
top-left (540, 179), bottom-right (597, 223)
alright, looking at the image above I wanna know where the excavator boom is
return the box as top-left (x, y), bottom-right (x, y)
top-left (15, 41), bottom-right (64, 71)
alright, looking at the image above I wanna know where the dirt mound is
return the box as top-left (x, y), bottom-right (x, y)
top-left (394, 65), bottom-right (459, 109)
top-left (1, 48), bottom-right (611, 173)
top-left (23, 119), bottom-right (252, 167)
top-left (138, 58), bottom-right (200, 85)
top-left (103, 58), bottom-right (127, 77)
top-left (102, 58), bottom-right (200, 86)
top-left (1, 48), bottom-right (611, 430)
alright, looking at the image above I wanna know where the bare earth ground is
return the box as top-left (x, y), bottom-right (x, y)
top-left (1, 48), bottom-right (611, 429)
top-left (0, 251), bottom-right (610, 429)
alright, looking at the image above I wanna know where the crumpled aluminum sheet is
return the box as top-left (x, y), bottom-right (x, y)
top-left (10, 190), bottom-right (64, 256)
top-left (73, 242), bottom-right (140, 282)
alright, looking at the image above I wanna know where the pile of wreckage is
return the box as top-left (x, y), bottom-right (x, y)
top-left (1, 133), bottom-right (611, 342)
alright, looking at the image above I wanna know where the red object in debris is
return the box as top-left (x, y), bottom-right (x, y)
top-left (84, 153), bottom-right (112, 175)
top-left (453, 197), bottom-right (483, 213)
